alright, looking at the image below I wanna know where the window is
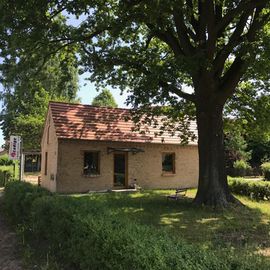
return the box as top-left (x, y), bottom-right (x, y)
top-left (47, 125), bottom-right (50, 144)
top-left (44, 152), bottom-right (48, 175)
top-left (162, 153), bottom-right (175, 174)
top-left (84, 152), bottom-right (100, 175)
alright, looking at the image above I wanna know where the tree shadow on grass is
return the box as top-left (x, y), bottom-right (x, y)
top-left (77, 191), bottom-right (270, 254)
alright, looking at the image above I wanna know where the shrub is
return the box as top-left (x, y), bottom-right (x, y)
top-left (0, 170), bottom-right (12, 187)
top-left (4, 181), bottom-right (51, 223)
top-left (3, 182), bottom-right (269, 270)
top-left (27, 196), bottom-right (270, 270)
top-left (261, 162), bottom-right (270, 181)
top-left (229, 178), bottom-right (270, 200)
top-left (0, 154), bottom-right (14, 166)
top-left (233, 160), bottom-right (252, 177)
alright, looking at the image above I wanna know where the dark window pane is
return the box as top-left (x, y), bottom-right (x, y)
top-left (45, 152), bottom-right (48, 175)
top-left (84, 152), bottom-right (100, 175)
top-left (114, 154), bottom-right (125, 174)
top-left (162, 153), bottom-right (175, 173)
top-left (114, 154), bottom-right (126, 187)
top-left (24, 154), bottom-right (41, 172)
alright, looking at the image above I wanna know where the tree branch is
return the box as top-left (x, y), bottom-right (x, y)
top-left (159, 81), bottom-right (196, 102)
top-left (216, 0), bottom-right (268, 36)
top-left (217, 7), bottom-right (270, 103)
top-left (215, 1), bottom-right (223, 24)
top-left (197, 0), bottom-right (207, 43)
top-left (81, 47), bottom-right (195, 103)
top-left (172, 6), bottom-right (195, 55)
top-left (147, 24), bottom-right (184, 56)
top-left (186, 0), bottom-right (199, 35)
top-left (205, 0), bottom-right (216, 60)
top-left (213, 10), bottom-right (252, 77)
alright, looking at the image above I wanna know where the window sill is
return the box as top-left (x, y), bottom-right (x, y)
top-left (162, 172), bottom-right (176, 176)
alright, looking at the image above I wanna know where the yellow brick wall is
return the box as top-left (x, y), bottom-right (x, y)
top-left (56, 139), bottom-right (199, 193)
top-left (40, 109), bottom-right (58, 192)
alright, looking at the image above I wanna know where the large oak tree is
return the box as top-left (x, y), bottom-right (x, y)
top-left (1, 0), bottom-right (270, 207)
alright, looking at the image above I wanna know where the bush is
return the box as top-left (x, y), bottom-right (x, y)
top-left (3, 182), bottom-right (269, 270)
top-left (0, 154), bottom-right (14, 166)
top-left (4, 181), bottom-right (51, 223)
top-left (261, 162), bottom-right (270, 181)
top-left (229, 178), bottom-right (270, 200)
top-left (233, 160), bottom-right (252, 177)
top-left (0, 170), bottom-right (12, 187)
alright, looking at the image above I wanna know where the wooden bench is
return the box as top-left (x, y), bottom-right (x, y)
top-left (166, 188), bottom-right (189, 201)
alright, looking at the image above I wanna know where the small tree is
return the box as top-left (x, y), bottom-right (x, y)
top-left (91, 89), bottom-right (118, 108)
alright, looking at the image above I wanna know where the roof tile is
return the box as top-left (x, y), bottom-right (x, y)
top-left (49, 102), bottom-right (197, 145)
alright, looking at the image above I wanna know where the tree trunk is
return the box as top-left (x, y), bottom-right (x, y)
top-left (193, 103), bottom-right (237, 208)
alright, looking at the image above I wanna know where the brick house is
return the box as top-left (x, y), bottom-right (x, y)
top-left (41, 102), bottom-right (199, 193)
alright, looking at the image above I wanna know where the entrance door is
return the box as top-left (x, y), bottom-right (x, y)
top-left (114, 153), bottom-right (127, 188)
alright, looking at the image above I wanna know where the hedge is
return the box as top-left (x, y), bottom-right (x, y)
top-left (3, 181), bottom-right (269, 270)
top-left (261, 162), bottom-right (270, 181)
top-left (4, 181), bottom-right (51, 223)
top-left (229, 178), bottom-right (270, 201)
top-left (233, 160), bottom-right (252, 177)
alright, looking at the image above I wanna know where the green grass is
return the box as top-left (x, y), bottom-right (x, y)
top-left (71, 189), bottom-right (270, 258)
top-left (4, 182), bottom-right (270, 269)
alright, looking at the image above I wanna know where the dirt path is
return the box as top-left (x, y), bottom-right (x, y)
top-left (0, 188), bottom-right (23, 270)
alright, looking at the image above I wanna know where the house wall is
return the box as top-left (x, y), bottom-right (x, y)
top-left (40, 109), bottom-right (58, 192)
top-left (56, 139), bottom-right (199, 193)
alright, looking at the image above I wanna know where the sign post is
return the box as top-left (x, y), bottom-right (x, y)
top-left (9, 136), bottom-right (23, 181)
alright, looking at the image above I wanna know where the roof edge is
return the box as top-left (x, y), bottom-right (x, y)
top-left (49, 100), bottom-right (130, 111)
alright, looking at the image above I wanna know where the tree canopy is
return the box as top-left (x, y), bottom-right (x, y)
top-left (0, 51), bottom-right (79, 150)
top-left (1, 0), bottom-right (270, 206)
top-left (91, 89), bottom-right (118, 108)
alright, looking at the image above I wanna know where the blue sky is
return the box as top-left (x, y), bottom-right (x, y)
top-left (78, 72), bottom-right (129, 108)
top-left (0, 73), bottom-right (129, 147)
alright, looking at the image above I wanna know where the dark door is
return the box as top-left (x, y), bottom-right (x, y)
top-left (114, 153), bottom-right (127, 188)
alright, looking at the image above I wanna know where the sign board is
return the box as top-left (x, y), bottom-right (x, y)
top-left (9, 136), bottom-right (21, 160)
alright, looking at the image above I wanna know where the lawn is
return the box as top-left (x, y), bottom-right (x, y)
top-left (73, 189), bottom-right (270, 258)
top-left (4, 181), bottom-right (270, 269)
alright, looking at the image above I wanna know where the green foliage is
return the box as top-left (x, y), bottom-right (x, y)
top-left (3, 181), bottom-right (51, 223)
top-left (261, 163), bottom-right (270, 181)
top-left (1, 0), bottom-right (270, 205)
top-left (225, 83), bottom-right (270, 142)
top-left (0, 52), bottom-right (79, 150)
top-left (233, 160), bottom-right (252, 177)
top-left (1, 1), bottom-right (269, 137)
top-left (91, 89), bottom-right (118, 108)
top-left (0, 154), bottom-right (13, 166)
top-left (0, 170), bottom-right (11, 186)
top-left (224, 126), bottom-right (252, 175)
top-left (4, 182), bottom-right (269, 270)
top-left (0, 156), bottom-right (17, 186)
top-left (248, 140), bottom-right (270, 168)
top-left (229, 178), bottom-right (270, 201)
top-left (225, 88), bottom-right (270, 169)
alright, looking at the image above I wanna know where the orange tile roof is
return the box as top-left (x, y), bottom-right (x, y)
top-left (49, 102), bottom-right (197, 145)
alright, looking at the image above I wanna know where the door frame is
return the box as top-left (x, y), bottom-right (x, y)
top-left (113, 152), bottom-right (128, 188)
